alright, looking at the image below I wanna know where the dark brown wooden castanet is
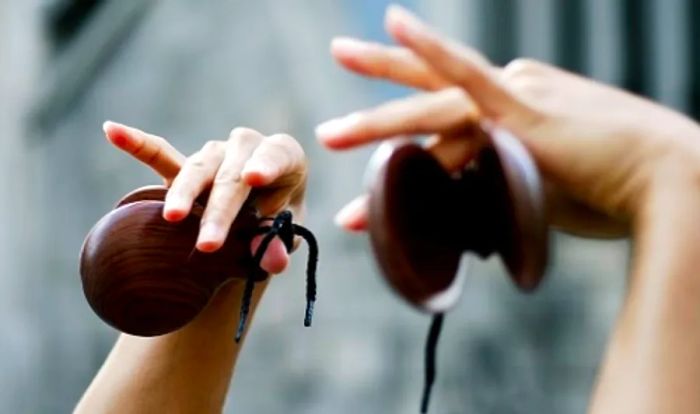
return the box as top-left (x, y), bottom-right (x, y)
top-left (367, 127), bottom-right (549, 313)
top-left (80, 185), bottom-right (265, 336)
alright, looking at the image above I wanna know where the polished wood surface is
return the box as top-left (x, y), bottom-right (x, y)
top-left (80, 185), bottom-right (265, 336)
top-left (368, 128), bottom-right (548, 313)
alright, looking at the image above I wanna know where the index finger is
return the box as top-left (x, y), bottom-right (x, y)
top-left (316, 88), bottom-right (478, 149)
top-left (331, 37), bottom-right (450, 91)
top-left (103, 121), bottom-right (185, 184)
top-left (384, 6), bottom-right (531, 124)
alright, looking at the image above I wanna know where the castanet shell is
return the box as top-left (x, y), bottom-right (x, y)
top-left (367, 128), bottom-right (548, 313)
top-left (80, 185), bottom-right (265, 336)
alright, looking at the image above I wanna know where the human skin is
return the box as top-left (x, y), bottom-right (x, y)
top-left (316, 5), bottom-right (700, 414)
top-left (75, 122), bottom-right (307, 413)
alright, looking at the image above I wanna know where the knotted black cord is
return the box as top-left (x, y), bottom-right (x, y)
top-left (421, 313), bottom-right (445, 413)
top-left (234, 210), bottom-right (319, 342)
top-left (292, 224), bottom-right (318, 327)
top-left (235, 228), bottom-right (277, 342)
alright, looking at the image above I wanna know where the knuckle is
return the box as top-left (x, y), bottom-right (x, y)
top-left (201, 140), bottom-right (224, 153)
top-left (143, 143), bottom-right (163, 165)
top-left (266, 133), bottom-right (295, 147)
top-left (130, 138), bottom-right (147, 156)
top-left (229, 127), bottom-right (260, 143)
top-left (214, 168), bottom-right (242, 185)
top-left (510, 76), bottom-right (546, 98)
top-left (185, 152), bottom-right (208, 169)
top-left (267, 134), bottom-right (305, 157)
top-left (503, 58), bottom-right (544, 80)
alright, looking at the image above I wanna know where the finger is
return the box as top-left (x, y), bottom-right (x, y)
top-left (331, 37), bottom-right (449, 91)
top-left (197, 128), bottom-right (264, 252)
top-left (316, 87), bottom-right (478, 149)
top-left (384, 5), bottom-right (534, 124)
top-left (334, 194), bottom-right (369, 232)
top-left (335, 135), bottom-right (478, 233)
top-left (164, 141), bottom-right (226, 222)
top-left (316, 89), bottom-right (479, 150)
top-left (241, 133), bottom-right (307, 187)
top-left (250, 235), bottom-right (289, 274)
top-left (240, 134), bottom-right (307, 218)
top-left (102, 121), bottom-right (185, 184)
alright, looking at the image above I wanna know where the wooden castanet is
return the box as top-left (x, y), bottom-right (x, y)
top-left (80, 185), bottom-right (266, 336)
top-left (367, 127), bottom-right (549, 313)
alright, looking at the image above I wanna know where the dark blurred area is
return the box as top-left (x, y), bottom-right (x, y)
top-left (0, 0), bottom-right (695, 413)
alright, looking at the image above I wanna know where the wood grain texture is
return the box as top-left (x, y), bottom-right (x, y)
top-left (80, 186), bottom-right (265, 336)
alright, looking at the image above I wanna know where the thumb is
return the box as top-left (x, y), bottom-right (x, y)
top-left (250, 235), bottom-right (290, 274)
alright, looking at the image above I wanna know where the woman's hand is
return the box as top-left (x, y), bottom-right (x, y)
top-left (103, 121), bottom-right (307, 274)
top-left (77, 122), bottom-right (308, 414)
top-left (316, 5), bottom-right (700, 238)
top-left (316, 6), bottom-right (700, 414)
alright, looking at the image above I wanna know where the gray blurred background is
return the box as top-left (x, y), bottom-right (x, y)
top-left (0, 0), bottom-right (696, 412)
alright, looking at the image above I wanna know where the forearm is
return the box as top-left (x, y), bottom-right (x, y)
top-left (75, 279), bottom-right (269, 414)
top-left (590, 178), bottom-right (700, 413)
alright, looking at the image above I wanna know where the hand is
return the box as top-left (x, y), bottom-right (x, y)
top-left (316, 5), bottom-right (700, 238)
top-left (103, 121), bottom-right (307, 274)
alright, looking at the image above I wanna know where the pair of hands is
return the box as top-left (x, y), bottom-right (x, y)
top-left (106, 5), bottom-right (700, 276)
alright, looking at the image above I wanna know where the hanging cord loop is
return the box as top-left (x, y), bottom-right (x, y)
top-left (235, 210), bottom-right (319, 342)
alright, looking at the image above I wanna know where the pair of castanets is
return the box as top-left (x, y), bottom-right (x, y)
top-left (79, 125), bottom-right (547, 413)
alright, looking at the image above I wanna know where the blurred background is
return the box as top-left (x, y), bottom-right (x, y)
top-left (0, 0), bottom-right (697, 412)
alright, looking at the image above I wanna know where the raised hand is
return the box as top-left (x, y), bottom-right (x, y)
top-left (317, 5), bottom-right (700, 238)
top-left (103, 121), bottom-right (307, 274)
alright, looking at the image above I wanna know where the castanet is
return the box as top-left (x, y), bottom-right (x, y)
top-left (79, 186), bottom-right (267, 336)
top-left (366, 126), bottom-right (549, 412)
top-left (80, 185), bottom-right (318, 339)
top-left (368, 127), bottom-right (548, 310)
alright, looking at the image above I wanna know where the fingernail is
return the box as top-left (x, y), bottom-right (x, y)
top-left (103, 120), bottom-right (129, 147)
top-left (242, 163), bottom-right (274, 186)
top-left (334, 196), bottom-right (368, 228)
top-left (386, 4), bottom-right (424, 41)
top-left (198, 223), bottom-right (224, 250)
top-left (315, 113), bottom-right (362, 143)
top-left (242, 161), bottom-right (271, 177)
top-left (163, 195), bottom-right (189, 220)
top-left (331, 37), bottom-right (370, 55)
top-left (103, 120), bottom-right (129, 132)
top-left (102, 120), bottom-right (113, 134)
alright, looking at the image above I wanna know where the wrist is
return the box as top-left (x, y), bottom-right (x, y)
top-left (636, 126), bottom-right (700, 235)
top-left (633, 163), bottom-right (700, 286)
top-left (606, 148), bottom-right (700, 413)
top-left (178, 278), bottom-right (268, 338)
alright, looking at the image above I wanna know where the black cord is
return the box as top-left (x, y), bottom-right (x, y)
top-left (235, 227), bottom-right (277, 342)
top-left (421, 313), bottom-right (445, 413)
top-left (293, 224), bottom-right (319, 327)
top-left (235, 211), bottom-right (319, 342)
